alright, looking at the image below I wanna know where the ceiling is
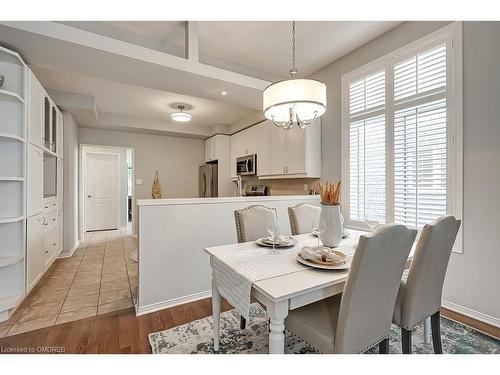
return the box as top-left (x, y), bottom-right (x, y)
top-left (33, 66), bottom-right (255, 129)
top-left (0, 21), bottom-right (401, 137)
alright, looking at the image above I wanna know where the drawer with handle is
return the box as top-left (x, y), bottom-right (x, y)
top-left (43, 210), bottom-right (58, 229)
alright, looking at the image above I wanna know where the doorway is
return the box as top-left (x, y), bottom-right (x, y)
top-left (81, 145), bottom-right (135, 235)
top-left (85, 152), bottom-right (120, 231)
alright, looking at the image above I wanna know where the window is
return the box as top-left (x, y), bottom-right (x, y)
top-left (342, 23), bottom-right (463, 252)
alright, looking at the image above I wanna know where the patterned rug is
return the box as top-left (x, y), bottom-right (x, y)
top-left (149, 304), bottom-right (499, 354)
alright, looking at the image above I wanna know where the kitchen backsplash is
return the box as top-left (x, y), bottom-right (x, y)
top-left (242, 177), bottom-right (320, 196)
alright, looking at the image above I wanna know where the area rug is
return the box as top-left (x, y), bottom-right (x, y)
top-left (149, 304), bottom-right (499, 354)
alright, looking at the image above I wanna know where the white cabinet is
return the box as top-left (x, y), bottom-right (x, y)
top-left (205, 136), bottom-right (216, 162)
top-left (57, 158), bottom-right (63, 206)
top-left (257, 119), bottom-right (321, 179)
top-left (27, 70), bottom-right (44, 149)
top-left (230, 124), bottom-right (264, 177)
top-left (27, 144), bottom-right (44, 216)
top-left (26, 214), bottom-right (44, 292)
top-left (27, 69), bottom-right (61, 155)
top-left (205, 134), bottom-right (230, 163)
top-left (56, 109), bottom-right (63, 157)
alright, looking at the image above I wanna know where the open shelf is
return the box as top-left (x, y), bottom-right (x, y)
top-left (0, 96), bottom-right (24, 138)
top-left (0, 89), bottom-right (24, 103)
top-left (0, 256), bottom-right (24, 268)
top-left (0, 180), bottom-right (24, 219)
top-left (0, 47), bottom-right (25, 99)
top-left (0, 220), bottom-right (24, 255)
top-left (0, 138), bottom-right (24, 178)
top-left (0, 133), bottom-right (24, 142)
top-left (0, 216), bottom-right (25, 224)
top-left (0, 294), bottom-right (23, 313)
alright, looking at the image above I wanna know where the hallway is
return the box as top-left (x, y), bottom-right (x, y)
top-left (0, 228), bottom-right (138, 337)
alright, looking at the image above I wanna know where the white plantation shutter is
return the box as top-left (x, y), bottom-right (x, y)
top-left (393, 43), bottom-right (448, 229)
top-left (348, 70), bottom-right (386, 223)
top-left (343, 24), bottom-right (461, 245)
top-left (394, 99), bottom-right (447, 228)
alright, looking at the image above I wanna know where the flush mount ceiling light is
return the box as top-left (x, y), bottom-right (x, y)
top-left (263, 21), bottom-right (327, 130)
top-left (171, 105), bottom-right (192, 122)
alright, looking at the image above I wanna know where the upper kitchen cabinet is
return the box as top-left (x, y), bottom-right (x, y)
top-left (27, 70), bottom-right (62, 156)
top-left (230, 124), bottom-right (263, 177)
top-left (258, 119), bottom-right (321, 179)
top-left (27, 70), bottom-right (43, 148)
top-left (205, 134), bottom-right (230, 163)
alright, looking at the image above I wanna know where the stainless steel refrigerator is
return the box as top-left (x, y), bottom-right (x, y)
top-left (199, 164), bottom-right (218, 197)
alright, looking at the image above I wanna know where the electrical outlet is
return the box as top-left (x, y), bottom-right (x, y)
top-left (303, 184), bottom-right (308, 192)
top-left (136, 179), bottom-right (143, 185)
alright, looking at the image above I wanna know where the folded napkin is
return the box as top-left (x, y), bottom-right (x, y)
top-left (263, 235), bottom-right (294, 246)
top-left (299, 245), bottom-right (345, 263)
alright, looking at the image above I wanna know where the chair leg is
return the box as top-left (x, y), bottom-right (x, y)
top-left (378, 338), bottom-right (389, 354)
top-left (240, 316), bottom-right (246, 329)
top-left (431, 311), bottom-right (443, 354)
top-left (401, 328), bottom-right (412, 354)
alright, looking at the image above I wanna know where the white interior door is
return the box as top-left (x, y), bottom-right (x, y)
top-left (85, 152), bottom-right (120, 231)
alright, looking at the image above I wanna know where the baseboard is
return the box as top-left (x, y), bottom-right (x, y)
top-left (57, 241), bottom-right (80, 259)
top-left (136, 290), bottom-right (211, 316)
top-left (442, 299), bottom-right (500, 328)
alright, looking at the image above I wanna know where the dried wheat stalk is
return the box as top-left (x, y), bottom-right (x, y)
top-left (319, 180), bottom-right (341, 205)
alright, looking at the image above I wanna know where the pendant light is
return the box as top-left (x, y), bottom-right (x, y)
top-left (171, 105), bottom-right (192, 122)
top-left (263, 21), bottom-right (327, 130)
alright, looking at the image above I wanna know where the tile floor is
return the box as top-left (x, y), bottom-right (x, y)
top-left (0, 227), bottom-right (138, 337)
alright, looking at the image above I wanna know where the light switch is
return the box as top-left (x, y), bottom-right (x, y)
top-left (136, 179), bottom-right (143, 185)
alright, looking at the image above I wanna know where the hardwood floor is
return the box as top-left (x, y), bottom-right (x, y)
top-left (0, 298), bottom-right (232, 354)
top-left (0, 299), bottom-right (496, 354)
top-left (440, 307), bottom-right (500, 339)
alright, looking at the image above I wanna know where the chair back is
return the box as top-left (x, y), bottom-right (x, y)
top-left (234, 205), bottom-right (277, 243)
top-left (400, 216), bottom-right (461, 328)
top-left (288, 203), bottom-right (321, 235)
top-left (335, 224), bottom-right (417, 353)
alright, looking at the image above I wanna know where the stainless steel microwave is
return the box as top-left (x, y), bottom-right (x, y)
top-left (236, 154), bottom-right (257, 176)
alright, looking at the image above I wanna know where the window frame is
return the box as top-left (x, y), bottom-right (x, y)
top-left (341, 22), bottom-right (463, 253)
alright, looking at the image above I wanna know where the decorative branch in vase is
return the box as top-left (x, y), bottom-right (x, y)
top-left (318, 180), bottom-right (343, 248)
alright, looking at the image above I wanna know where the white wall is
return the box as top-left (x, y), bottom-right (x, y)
top-left (78, 127), bottom-right (206, 231)
top-left (311, 21), bottom-right (500, 324)
top-left (61, 112), bottom-right (79, 255)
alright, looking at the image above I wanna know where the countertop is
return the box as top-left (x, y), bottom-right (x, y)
top-left (137, 195), bottom-right (320, 206)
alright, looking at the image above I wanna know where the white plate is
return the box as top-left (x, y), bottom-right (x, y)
top-left (312, 229), bottom-right (349, 238)
top-left (256, 238), bottom-right (298, 248)
top-left (296, 254), bottom-right (351, 270)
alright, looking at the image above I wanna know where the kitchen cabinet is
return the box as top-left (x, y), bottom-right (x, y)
top-left (57, 157), bottom-right (63, 206)
top-left (27, 69), bottom-right (61, 155)
top-left (26, 214), bottom-right (44, 292)
top-left (230, 124), bottom-right (264, 177)
top-left (56, 109), bottom-right (63, 156)
top-left (27, 144), bottom-right (44, 216)
top-left (205, 134), bottom-right (229, 163)
top-left (27, 70), bottom-right (44, 148)
top-left (257, 119), bottom-right (321, 179)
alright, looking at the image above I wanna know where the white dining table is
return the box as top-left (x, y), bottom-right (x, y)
top-left (205, 230), bottom-right (421, 354)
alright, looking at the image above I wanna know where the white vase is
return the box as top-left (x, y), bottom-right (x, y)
top-left (319, 204), bottom-right (343, 248)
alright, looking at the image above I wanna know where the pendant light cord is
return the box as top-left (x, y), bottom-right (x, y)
top-left (290, 21), bottom-right (297, 78)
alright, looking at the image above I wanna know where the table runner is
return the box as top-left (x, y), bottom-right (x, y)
top-left (210, 236), bottom-right (358, 320)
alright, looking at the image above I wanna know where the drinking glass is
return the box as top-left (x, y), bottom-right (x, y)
top-left (312, 219), bottom-right (326, 248)
top-left (366, 220), bottom-right (379, 232)
top-left (267, 215), bottom-right (280, 255)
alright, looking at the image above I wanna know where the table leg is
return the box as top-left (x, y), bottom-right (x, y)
top-left (212, 276), bottom-right (221, 352)
top-left (267, 300), bottom-right (289, 354)
top-left (423, 316), bottom-right (431, 344)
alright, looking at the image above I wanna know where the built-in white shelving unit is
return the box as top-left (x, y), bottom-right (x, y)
top-left (0, 45), bottom-right (27, 322)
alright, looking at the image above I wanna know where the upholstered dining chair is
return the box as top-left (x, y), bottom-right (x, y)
top-left (288, 203), bottom-right (321, 235)
top-left (234, 205), bottom-right (277, 329)
top-left (284, 224), bottom-right (417, 353)
top-left (234, 204), bottom-right (277, 243)
top-left (392, 216), bottom-right (461, 354)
